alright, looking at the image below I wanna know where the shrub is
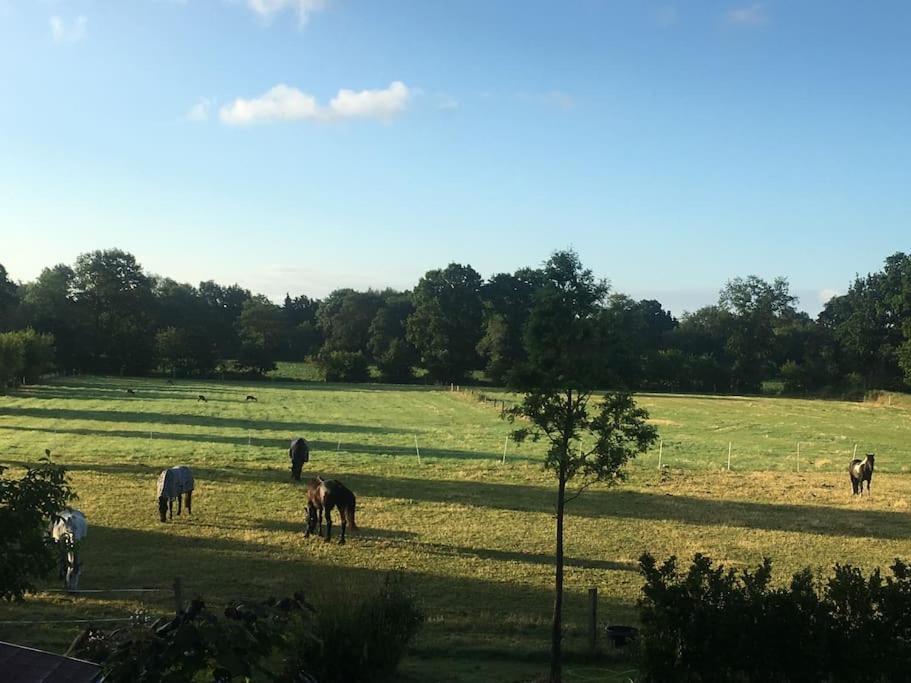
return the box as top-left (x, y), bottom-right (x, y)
top-left (316, 349), bottom-right (370, 383)
top-left (72, 595), bottom-right (318, 683)
top-left (290, 573), bottom-right (424, 683)
top-left (638, 553), bottom-right (911, 682)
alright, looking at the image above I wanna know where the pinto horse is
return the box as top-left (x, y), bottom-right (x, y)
top-left (849, 453), bottom-right (875, 495)
top-left (305, 477), bottom-right (357, 544)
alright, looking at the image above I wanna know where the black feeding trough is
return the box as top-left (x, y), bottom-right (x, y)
top-left (604, 625), bottom-right (639, 647)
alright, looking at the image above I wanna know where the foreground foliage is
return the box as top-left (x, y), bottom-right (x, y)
top-left (639, 553), bottom-right (911, 682)
top-left (0, 457), bottom-right (74, 600)
top-left (73, 578), bottom-right (422, 683)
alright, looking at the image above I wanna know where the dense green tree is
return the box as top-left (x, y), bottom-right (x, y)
top-left (407, 264), bottom-right (484, 383)
top-left (233, 296), bottom-right (285, 374)
top-left (198, 280), bottom-right (251, 359)
top-left (0, 329), bottom-right (56, 388)
top-left (154, 327), bottom-right (217, 377)
top-left (71, 249), bottom-right (155, 374)
top-left (0, 264), bottom-right (19, 331)
top-left (317, 289), bottom-right (385, 355)
top-left (598, 296), bottom-right (677, 389)
top-left (368, 294), bottom-right (417, 383)
top-left (18, 265), bottom-right (81, 371)
top-left (477, 268), bottom-right (544, 384)
top-left (283, 294), bottom-right (323, 359)
top-left (718, 276), bottom-right (797, 392)
top-left (507, 250), bottom-right (658, 683)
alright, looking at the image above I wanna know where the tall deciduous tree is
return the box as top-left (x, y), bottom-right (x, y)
top-left (0, 264), bottom-right (19, 331)
top-left (407, 264), bottom-right (483, 383)
top-left (71, 249), bottom-right (154, 374)
top-left (477, 268), bottom-right (544, 384)
top-left (719, 276), bottom-right (796, 392)
top-left (507, 250), bottom-right (658, 683)
top-left (368, 294), bottom-right (417, 382)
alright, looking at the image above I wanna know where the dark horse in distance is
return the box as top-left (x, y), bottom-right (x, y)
top-left (305, 477), bottom-right (357, 544)
top-left (849, 452), bottom-right (875, 495)
top-left (157, 465), bottom-right (195, 522)
top-left (289, 437), bottom-right (310, 480)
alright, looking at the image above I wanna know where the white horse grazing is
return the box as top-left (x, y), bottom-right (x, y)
top-left (50, 508), bottom-right (88, 591)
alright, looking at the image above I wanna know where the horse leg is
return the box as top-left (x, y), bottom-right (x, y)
top-left (304, 504), bottom-right (314, 537)
top-left (177, 493), bottom-right (183, 516)
top-left (169, 497), bottom-right (174, 520)
top-left (185, 490), bottom-right (192, 515)
top-left (324, 507), bottom-right (333, 542)
top-left (339, 509), bottom-right (347, 545)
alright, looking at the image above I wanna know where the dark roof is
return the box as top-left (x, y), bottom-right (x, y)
top-left (0, 641), bottom-right (101, 683)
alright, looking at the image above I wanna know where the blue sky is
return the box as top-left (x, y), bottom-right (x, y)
top-left (1, 1), bottom-right (909, 316)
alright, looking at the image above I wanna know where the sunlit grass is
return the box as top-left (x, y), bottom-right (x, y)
top-left (1, 376), bottom-right (910, 681)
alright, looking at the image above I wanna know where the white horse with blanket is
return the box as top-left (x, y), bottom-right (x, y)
top-left (50, 508), bottom-right (88, 591)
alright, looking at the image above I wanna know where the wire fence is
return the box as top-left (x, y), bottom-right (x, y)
top-left (0, 580), bottom-right (183, 626)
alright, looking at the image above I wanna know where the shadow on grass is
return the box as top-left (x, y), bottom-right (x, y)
top-left (0, 424), bottom-right (517, 463)
top-left (341, 473), bottom-right (911, 541)
top-left (0, 405), bottom-right (407, 435)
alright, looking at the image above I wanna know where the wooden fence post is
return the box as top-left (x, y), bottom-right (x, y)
top-left (173, 577), bottom-right (184, 616)
top-left (588, 587), bottom-right (598, 654)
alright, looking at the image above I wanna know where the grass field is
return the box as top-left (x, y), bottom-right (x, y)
top-left (2, 376), bottom-right (911, 681)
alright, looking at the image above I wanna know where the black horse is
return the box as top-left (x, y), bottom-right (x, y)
top-left (849, 452), bottom-right (875, 495)
top-left (305, 477), bottom-right (357, 544)
top-left (289, 437), bottom-right (310, 481)
top-left (157, 466), bottom-right (195, 522)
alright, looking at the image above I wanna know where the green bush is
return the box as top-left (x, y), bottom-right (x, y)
top-left (638, 553), bottom-right (911, 682)
top-left (0, 328), bottom-right (55, 388)
top-left (316, 349), bottom-right (370, 383)
top-left (291, 573), bottom-right (424, 683)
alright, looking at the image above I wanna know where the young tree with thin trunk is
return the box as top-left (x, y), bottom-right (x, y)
top-left (507, 250), bottom-right (658, 683)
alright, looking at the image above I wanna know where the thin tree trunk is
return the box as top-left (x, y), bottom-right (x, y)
top-left (550, 471), bottom-right (567, 683)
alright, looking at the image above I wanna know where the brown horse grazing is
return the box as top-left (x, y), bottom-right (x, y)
top-left (246, 395), bottom-right (258, 402)
top-left (305, 477), bottom-right (357, 544)
top-left (849, 452), bottom-right (875, 495)
top-left (197, 394), bottom-right (207, 402)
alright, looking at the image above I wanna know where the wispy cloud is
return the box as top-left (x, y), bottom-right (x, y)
top-left (50, 15), bottom-right (87, 45)
top-left (725, 3), bottom-right (768, 26)
top-left (186, 97), bottom-right (213, 122)
top-left (517, 90), bottom-right (576, 110)
top-left (246, 0), bottom-right (326, 26)
top-left (435, 94), bottom-right (460, 111)
top-left (219, 81), bottom-right (411, 125)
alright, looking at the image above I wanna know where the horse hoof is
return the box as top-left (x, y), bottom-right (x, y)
top-left (338, 539), bottom-right (346, 545)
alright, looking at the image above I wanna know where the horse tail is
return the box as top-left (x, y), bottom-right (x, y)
top-left (346, 495), bottom-right (357, 531)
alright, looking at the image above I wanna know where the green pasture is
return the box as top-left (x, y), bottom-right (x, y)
top-left (1, 376), bottom-right (911, 681)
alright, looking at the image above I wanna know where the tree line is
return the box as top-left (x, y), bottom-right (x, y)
top-left (2, 248), bottom-right (911, 393)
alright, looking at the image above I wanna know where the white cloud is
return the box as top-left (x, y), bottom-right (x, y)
top-left (219, 81), bottom-right (411, 125)
top-left (186, 97), bottom-right (213, 122)
top-left (725, 3), bottom-right (768, 26)
top-left (246, 0), bottom-right (326, 26)
top-left (328, 81), bottom-right (410, 119)
top-left (50, 15), bottom-right (87, 45)
top-left (818, 288), bottom-right (840, 304)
